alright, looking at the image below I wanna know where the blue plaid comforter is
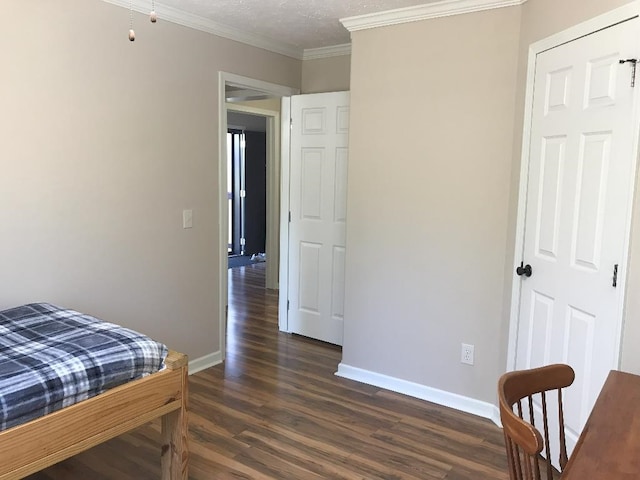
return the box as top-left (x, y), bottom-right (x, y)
top-left (0, 303), bottom-right (168, 431)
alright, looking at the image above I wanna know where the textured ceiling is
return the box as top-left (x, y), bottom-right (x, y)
top-left (157, 0), bottom-right (435, 49)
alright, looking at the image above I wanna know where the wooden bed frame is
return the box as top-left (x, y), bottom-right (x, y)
top-left (0, 350), bottom-right (188, 480)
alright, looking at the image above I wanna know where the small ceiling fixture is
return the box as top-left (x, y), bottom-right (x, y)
top-left (150, 0), bottom-right (157, 23)
top-left (129, 0), bottom-right (157, 42)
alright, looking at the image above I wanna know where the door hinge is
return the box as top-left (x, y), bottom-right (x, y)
top-left (287, 300), bottom-right (290, 310)
top-left (290, 118), bottom-right (293, 130)
top-left (619, 59), bottom-right (638, 87)
top-left (613, 264), bottom-right (619, 288)
top-left (288, 211), bottom-right (291, 223)
top-left (240, 237), bottom-right (245, 246)
top-left (240, 189), bottom-right (246, 198)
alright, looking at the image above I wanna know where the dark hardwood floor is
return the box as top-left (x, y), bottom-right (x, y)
top-left (28, 263), bottom-right (508, 479)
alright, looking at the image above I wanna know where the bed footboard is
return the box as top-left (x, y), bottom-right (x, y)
top-left (161, 351), bottom-right (189, 480)
top-left (0, 350), bottom-right (189, 480)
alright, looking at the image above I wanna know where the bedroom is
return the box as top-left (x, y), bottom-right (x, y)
top-left (3, 0), bottom-right (640, 478)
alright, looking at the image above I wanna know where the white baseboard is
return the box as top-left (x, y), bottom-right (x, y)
top-left (188, 351), bottom-right (223, 375)
top-left (336, 363), bottom-right (501, 425)
top-left (491, 408), bottom-right (502, 428)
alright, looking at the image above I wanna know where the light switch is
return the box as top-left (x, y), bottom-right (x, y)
top-left (183, 209), bottom-right (193, 229)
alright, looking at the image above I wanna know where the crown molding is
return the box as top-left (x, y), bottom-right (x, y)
top-left (303, 43), bottom-right (352, 60)
top-left (101, 0), bottom-right (304, 59)
top-left (340, 0), bottom-right (528, 32)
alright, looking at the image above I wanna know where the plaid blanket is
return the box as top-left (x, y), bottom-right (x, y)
top-left (0, 303), bottom-right (168, 431)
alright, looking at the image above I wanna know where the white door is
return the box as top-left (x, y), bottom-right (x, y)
top-left (515, 18), bottom-right (638, 455)
top-left (287, 92), bottom-right (350, 345)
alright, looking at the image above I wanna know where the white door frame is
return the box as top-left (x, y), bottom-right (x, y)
top-left (506, 2), bottom-right (640, 371)
top-left (217, 72), bottom-right (299, 360)
top-left (278, 97), bottom-right (292, 333)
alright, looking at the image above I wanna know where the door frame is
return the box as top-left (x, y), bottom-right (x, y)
top-left (217, 72), bottom-right (299, 360)
top-left (278, 97), bottom-right (292, 333)
top-left (506, 2), bottom-right (640, 371)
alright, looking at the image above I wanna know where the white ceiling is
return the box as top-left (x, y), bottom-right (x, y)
top-left (110, 0), bottom-right (523, 59)
top-left (155, 0), bottom-right (436, 49)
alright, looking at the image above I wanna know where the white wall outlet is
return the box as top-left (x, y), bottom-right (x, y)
top-left (182, 209), bottom-right (193, 229)
top-left (461, 343), bottom-right (474, 365)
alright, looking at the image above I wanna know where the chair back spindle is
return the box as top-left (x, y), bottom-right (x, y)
top-left (498, 364), bottom-right (575, 480)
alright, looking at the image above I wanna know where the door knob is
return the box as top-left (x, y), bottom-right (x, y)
top-left (516, 262), bottom-right (532, 277)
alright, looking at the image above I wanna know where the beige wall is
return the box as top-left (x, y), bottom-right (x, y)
top-left (301, 55), bottom-right (351, 93)
top-left (3, 0), bottom-right (636, 408)
top-left (344, 0), bottom-right (640, 407)
top-left (343, 7), bottom-right (522, 403)
top-left (0, 0), bottom-right (301, 360)
top-left (233, 98), bottom-right (282, 112)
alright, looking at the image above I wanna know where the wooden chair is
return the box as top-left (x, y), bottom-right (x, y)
top-left (498, 364), bottom-right (575, 480)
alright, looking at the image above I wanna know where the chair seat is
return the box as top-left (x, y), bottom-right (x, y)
top-left (534, 457), bottom-right (561, 480)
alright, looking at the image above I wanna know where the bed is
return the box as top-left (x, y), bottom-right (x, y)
top-left (0, 303), bottom-right (188, 480)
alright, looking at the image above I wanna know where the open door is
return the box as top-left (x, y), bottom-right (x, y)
top-left (282, 91), bottom-right (350, 345)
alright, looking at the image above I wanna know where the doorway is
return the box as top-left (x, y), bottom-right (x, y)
top-left (227, 114), bottom-right (269, 261)
top-left (217, 72), bottom-right (299, 360)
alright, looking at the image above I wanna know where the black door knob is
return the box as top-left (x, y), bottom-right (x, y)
top-left (516, 262), bottom-right (532, 277)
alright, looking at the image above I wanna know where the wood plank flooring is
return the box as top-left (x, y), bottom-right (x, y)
top-left (27, 263), bottom-right (508, 479)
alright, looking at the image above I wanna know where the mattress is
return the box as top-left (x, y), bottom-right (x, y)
top-left (0, 303), bottom-right (168, 431)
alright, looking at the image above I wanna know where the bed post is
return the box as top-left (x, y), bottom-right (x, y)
top-left (161, 351), bottom-right (189, 480)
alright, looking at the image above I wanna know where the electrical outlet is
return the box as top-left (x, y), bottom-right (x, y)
top-left (461, 343), bottom-right (474, 365)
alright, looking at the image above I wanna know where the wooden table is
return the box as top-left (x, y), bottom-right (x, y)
top-left (562, 370), bottom-right (640, 479)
